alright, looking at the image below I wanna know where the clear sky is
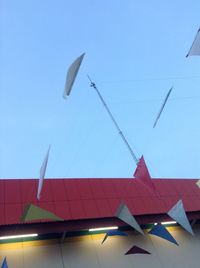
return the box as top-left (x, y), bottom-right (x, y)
top-left (1, 0), bottom-right (200, 179)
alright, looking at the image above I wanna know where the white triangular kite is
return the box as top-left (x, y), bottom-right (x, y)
top-left (115, 203), bottom-right (144, 235)
top-left (186, 28), bottom-right (200, 57)
top-left (167, 199), bottom-right (194, 236)
top-left (37, 146), bottom-right (50, 200)
top-left (63, 53), bottom-right (85, 98)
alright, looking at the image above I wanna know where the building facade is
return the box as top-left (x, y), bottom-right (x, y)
top-left (0, 178), bottom-right (200, 268)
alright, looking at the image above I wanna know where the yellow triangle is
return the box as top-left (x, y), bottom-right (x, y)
top-left (196, 180), bottom-right (200, 188)
top-left (21, 203), bottom-right (64, 222)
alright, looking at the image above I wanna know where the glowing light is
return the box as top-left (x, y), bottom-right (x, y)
top-left (89, 226), bottom-right (118, 232)
top-left (0, 234), bottom-right (38, 240)
top-left (154, 221), bottom-right (177, 225)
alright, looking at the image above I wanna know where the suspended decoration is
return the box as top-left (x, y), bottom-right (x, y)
top-left (196, 179), bottom-right (200, 188)
top-left (186, 28), bottom-right (200, 57)
top-left (125, 245), bottom-right (151, 255)
top-left (63, 53), bottom-right (85, 98)
top-left (148, 223), bottom-right (178, 245)
top-left (167, 199), bottom-right (194, 236)
top-left (115, 202), bottom-right (144, 235)
top-left (1, 257), bottom-right (8, 268)
top-left (153, 87), bottom-right (173, 128)
top-left (133, 155), bottom-right (156, 194)
top-left (37, 146), bottom-right (51, 200)
top-left (101, 230), bottom-right (128, 244)
top-left (21, 203), bottom-right (64, 222)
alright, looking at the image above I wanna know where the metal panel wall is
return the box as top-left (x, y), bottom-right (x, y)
top-left (0, 226), bottom-right (200, 268)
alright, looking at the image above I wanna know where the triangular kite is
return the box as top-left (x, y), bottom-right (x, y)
top-left (1, 258), bottom-right (8, 268)
top-left (101, 230), bottom-right (128, 244)
top-left (134, 156), bottom-right (156, 194)
top-left (63, 53), bottom-right (85, 98)
top-left (196, 179), bottom-right (200, 188)
top-left (125, 245), bottom-right (151, 255)
top-left (115, 203), bottom-right (144, 235)
top-left (186, 28), bottom-right (200, 57)
top-left (21, 203), bottom-right (64, 222)
top-left (37, 146), bottom-right (50, 200)
top-left (167, 199), bottom-right (194, 236)
top-left (148, 223), bottom-right (178, 245)
top-left (153, 87), bottom-right (173, 128)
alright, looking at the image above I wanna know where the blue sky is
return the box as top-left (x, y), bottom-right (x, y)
top-left (1, 0), bottom-right (200, 179)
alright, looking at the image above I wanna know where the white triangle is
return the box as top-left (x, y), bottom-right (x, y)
top-left (115, 202), bottom-right (144, 235)
top-left (63, 53), bottom-right (85, 98)
top-left (196, 179), bottom-right (200, 188)
top-left (167, 199), bottom-right (194, 236)
top-left (187, 28), bottom-right (200, 57)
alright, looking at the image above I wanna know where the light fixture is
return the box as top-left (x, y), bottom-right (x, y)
top-left (161, 221), bottom-right (177, 225)
top-left (89, 226), bottom-right (118, 232)
top-left (154, 221), bottom-right (176, 225)
top-left (0, 234), bottom-right (38, 240)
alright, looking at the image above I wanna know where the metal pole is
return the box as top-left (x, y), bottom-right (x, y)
top-left (87, 75), bottom-right (138, 164)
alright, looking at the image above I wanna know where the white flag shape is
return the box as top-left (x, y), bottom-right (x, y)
top-left (186, 28), bottom-right (200, 57)
top-left (63, 53), bottom-right (85, 98)
top-left (115, 203), bottom-right (144, 235)
top-left (196, 179), bottom-right (200, 188)
top-left (37, 146), bottom-right (51, 200)
top-left (167, 199), bottom-right (194, 236)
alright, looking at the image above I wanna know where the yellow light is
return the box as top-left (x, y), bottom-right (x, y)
top-left (0, 234), bottom-right (38, 240)
top-left (154, 221), bottom-right (176, 225)
top-left (89, 226), bottom-right (118, 232)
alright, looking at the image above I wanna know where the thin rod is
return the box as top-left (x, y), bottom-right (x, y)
top-left (87, 75), bottom-right (138, 164)
top-left (153, 86), bottom-right (173, 128)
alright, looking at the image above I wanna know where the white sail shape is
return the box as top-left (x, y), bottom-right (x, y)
top-left (186, 28), bottom-right (200, 57)
top-left (37, 146), bottom-right (51, 200)
top-left (115, 203), bottom-right (144, 235)
top-left (167, 199), bottom-right (194, 236)
top-left (63, 53), bottom-right (85, 98)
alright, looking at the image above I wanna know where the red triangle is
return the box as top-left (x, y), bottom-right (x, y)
top-left (133, 156), bottom-right (156, 194)
top-left (125, 245), bottom-right (151, 255)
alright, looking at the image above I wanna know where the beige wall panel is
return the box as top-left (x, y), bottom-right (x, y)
top-left (0, 243), bottom-right (24, 268)
top-left (148, 227), bottom-right (199, 268)
top-left (61, 235), bottom-right (100, 268)
top-left (0, 226), bottom-right (200, 268)
top-left (122, 231), bottom-right (162, 267)
top-left (23, 243), bottom-right (64, 268)
top-left (91, 233), bottom-right (133, 268)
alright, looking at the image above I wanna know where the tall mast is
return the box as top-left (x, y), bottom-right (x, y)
top-left (87, 75), bottom-right (138, 165)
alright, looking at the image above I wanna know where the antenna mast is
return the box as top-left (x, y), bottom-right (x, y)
top-left (87, 75), bottom-right (138, 165)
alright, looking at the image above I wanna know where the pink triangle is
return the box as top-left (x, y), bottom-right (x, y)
top-left (125, 245), bottom-right (151, 255)
top-left (133, 156), bottom-right (156, 194)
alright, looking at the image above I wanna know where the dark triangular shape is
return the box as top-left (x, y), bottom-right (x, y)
top-left (149, 223), bottom-right (178, 245)
top-left (1, 257), bottom-right (8, 268)
top-left (125, 245), bottom-right (151, 255)
top-left (101, 230), bottom-right (128, 244)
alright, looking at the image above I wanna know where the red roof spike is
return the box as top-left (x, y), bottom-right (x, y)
top-left (133, 156), bottom-right (156, 194)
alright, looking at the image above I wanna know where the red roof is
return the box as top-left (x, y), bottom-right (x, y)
top-left (1, 178), bottom-right (200, 227)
